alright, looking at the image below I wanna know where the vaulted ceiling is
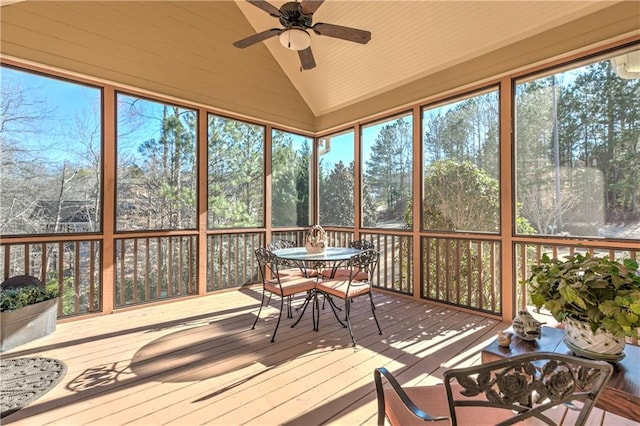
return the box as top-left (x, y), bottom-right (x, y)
top-left (235, 0), bottom-right (624, 116)
top-left (1, 1), bottom-right (638, 133)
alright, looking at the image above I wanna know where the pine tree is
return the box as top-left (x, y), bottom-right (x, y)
top-left (364, 118), bottom-right (412, 225)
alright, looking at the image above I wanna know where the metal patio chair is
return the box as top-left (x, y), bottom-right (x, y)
top-left (374, 352), bottom-right (613, 426)
top-left (320, 239), bottom-right (375, 280)
top-left (252, 247), bottom-right (317, 342)
top-left (315, 249), bottom-right (382, 346)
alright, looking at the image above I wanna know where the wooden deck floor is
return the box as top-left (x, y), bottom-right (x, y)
top-left (1, 288), bottom-right (636, 425)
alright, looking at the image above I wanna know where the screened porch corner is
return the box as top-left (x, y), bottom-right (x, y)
top-left (1, 288), bottom-right (635, 426)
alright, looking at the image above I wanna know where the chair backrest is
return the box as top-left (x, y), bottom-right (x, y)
top-left (443, 352), bottom-right (613, 426)
top-left (350, 239), bottom-right (375, 250)
top-left (347, 249), bottom-right (379, 281)
top-left (267, 239), bottom-right (296, 251)
top-left (265, 240), bottom-right (301, 270)
top-left (255, 247), bottom-right (280, 283)
top-left (255, 247), bottom-right (304, 281)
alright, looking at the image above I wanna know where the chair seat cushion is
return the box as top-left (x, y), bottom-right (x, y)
top-left (264, 276), bottom-right (316, 297)
top-left (316, 279), bottom-right (370, 299)
top-left (384, 383), bottom-right (513, 426)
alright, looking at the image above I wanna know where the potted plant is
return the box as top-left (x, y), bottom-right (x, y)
top-left (526, 252), bottom-right (640, 360)
top-left (1, 277), bottom-right (59, 352)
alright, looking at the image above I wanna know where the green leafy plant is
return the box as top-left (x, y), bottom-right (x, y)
top-left (526, 253), bottom-right (640, 339)
top-left (0, 285), bottom-right (58, 312)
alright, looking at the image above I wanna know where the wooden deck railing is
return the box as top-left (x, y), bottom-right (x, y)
top-left (2, 232), bottom-right (637, 322)
top-left (1, 239), bottom-right (102, 317)
top-left (114, 235), bottom-right (198, 307)
top-left (360, 232), bottom-right (413, 295)
top-left (207, 231), bottom-right (264, 291)
top-left (421, 236), bottom-right (501, 315)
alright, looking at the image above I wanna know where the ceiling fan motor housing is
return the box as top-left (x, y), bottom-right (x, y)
top-left (279, 2), bottom-right (313, 28)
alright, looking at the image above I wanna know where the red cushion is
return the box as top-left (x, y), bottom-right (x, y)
top-left (384, 383), bottom-right (513, 426)
top-left (264, 275), bottom-right (316, 297)
top-left (316, 279), bottom-right (370, 299)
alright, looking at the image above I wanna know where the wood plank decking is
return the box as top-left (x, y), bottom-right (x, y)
top-left (1, 289), bottom-right (636, 425)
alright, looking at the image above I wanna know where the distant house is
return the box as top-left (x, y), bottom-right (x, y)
top-left (32, 201), bottom-right (96, 233)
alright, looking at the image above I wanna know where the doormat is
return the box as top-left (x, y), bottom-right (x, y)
top-left (1, 357), bottom-right (67, 418)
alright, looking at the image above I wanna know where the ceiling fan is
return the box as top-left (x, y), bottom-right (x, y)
top-left (233, 0), bottom-right (371, 70)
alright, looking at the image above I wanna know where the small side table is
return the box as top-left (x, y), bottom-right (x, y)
top-left (481, 326), bottom-right (640, 422)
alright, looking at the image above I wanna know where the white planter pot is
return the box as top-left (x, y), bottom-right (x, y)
top-left (0, 298), bottom-right (58, 352)
top-left (563, 316), bottom-right (625, 360)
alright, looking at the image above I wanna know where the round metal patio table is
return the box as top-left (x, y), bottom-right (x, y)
top-left (271, 246), bottom-right (364, 331)
top-left (271, 246), bottom-right (363, 263)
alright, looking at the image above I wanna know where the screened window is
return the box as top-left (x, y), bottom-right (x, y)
top-left (271, 129), bottom-right (312, 227)
top-left (116, 94), bottom-right (197, 231)
top-left (422, 89), bottom-right (500, 233)
top-left (208, 114), bottom-right (264, 228)
top-left (361, 113), bottom-right (413, 229)
top-left (0, 66), bottom-right (102, 235)
top-left (318, 130), bottom-right (355, 227)
top-left (515, 46), bottom-right (640, 239)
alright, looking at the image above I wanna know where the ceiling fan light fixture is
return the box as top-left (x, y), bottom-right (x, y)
top-left (279, 28), bottom-right (310, 51)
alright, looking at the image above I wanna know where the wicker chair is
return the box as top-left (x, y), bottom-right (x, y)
top-left (252, 247), bottom-right (318, 342)
top-left (374, 352), bottom-right (613, 426)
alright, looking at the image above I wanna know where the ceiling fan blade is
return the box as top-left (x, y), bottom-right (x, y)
top-left (233, 28), bottom-right (281, 48)
top-left (312, 22), bottom-right (371, 44)
top-left (298, 47), bottom-right (316, 70)
top-left (246, 0), bottom-right (282, 17)
top-left (299, 0), bottom-right (324, 15)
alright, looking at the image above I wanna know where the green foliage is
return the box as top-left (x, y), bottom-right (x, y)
top-left (364, 117), bottom-right (412, 224)
top-left (0, 285), bottom-right (58, 312)
top-left (423, 91), bottom-right (499, 179)
top-left (516, 60), bottom-right (640, 234)
top-left (47, 276), bottom-right (83, 316)
top-left (525, 252), bottom-right (640, 338)
top-left (422, 160), bottom-right (499, 231)
top-left (208, 115), bottom-right (264, 228)
top-left (271, 131), bottom-right (310, 227)
top-left (319, 161), bottom-right (354, 226)
top-left (117, 99), bottom-right (197, 231)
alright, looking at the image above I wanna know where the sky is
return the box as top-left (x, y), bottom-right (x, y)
top-left (2, 66), bottom-right (101, 166)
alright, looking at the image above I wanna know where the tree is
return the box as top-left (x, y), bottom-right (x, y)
top-left (515, 61), bottom-right (640, 234)
top-left (319, 161), bottom-right (354, 226)
top-left (558, 61), bottom-right (640, 223)
top-left (208, 115), bottom-right (264, 228)
top-left (117, 98), bottom-right (197, 231)
top-left (295, 141), bottom-right (311, 226)
top-left (422, 160), bottom-right (499, 232)
top-left (423, 93), bottom-right (499, 179)
top-left (1, 69), bottom-right (101, 235)
top-left (364, 118), bottom-right (412, 226)
top-left (271, 131), bottom-right (310, 227)
top-left (271, 132), bottom-right (297, 226)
